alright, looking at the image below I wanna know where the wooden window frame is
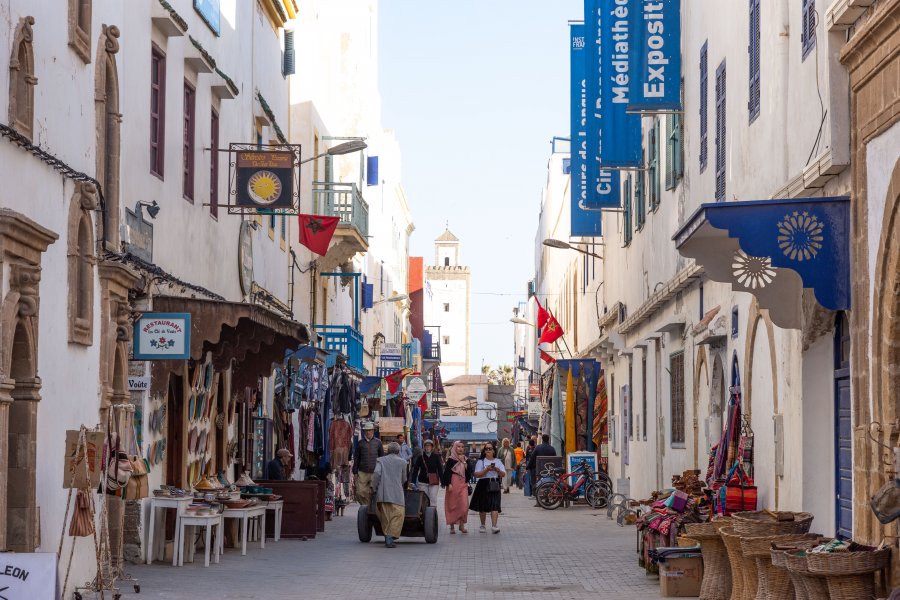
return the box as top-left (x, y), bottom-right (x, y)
top-left (150, 44), bottom-right (166, 179)
top-left (183, 80), bottom-right (196, 202)
top-left (715, 60), bottom-right (727, 202)
top-left (699, 41), bottom-right (709, 173)
top-left (670, 351), bottom-right (686, 446)
top-left (749, 0), bottom-right (761, 123)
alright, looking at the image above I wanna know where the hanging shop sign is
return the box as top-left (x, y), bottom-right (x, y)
top-left (405, 375), bottom-right (427, 395)
top-left (527, 401), bottom-right (541, 418)
top-left (0, 552), bottom-right (57, 599)
top-left (586, 0), bottom-right (642, 168)
top-left (235, 150), bottom-right (294, 209)
top-left (133, 313), bottom-right (191, 360)
top-left (570, 23), bottom-right (604, 235)
top-left (128, 376), bottom-right (151, 392)
top-left (628, 0), bottom-right (682, 111)
top-left (529, 382), bottom-right (541, 398)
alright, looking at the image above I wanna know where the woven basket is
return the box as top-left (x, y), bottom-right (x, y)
top-left (686, 522), bottom-right (733, 600)
top-left (767, 539), bottom-right (823, 600)
top-left (741, 533), bottom-right (818, 600)
top-left (805, 547), bottom-right (891, 600)
top-left (678, 535), bottom-right (701, 547)
top-left (720, 527), bottom-right (754, 600)
top-left (784, 552), bottom-right (830, 600)
top-left (732, 511), bottom-right (814, 536)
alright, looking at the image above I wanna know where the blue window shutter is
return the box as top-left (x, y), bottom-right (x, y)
top-left (801, 0), bottom-right (816, 60)
top-left (366, 156), bottom-right (379, 186)
top-left (715, 60), bottom-right (727, 202)
top-left (749, 0), bottom-right (761, 123)
top-left (699, 42), bottom-right (709, 173)
top-left (362, 282), bottom-right (374, 310)
top-left (282, 30), bottom-right (295, 76)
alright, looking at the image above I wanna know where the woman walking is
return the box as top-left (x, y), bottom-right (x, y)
top-left (410, 438), bottom-right (443, 507)
top-left (441, 440), bottom-right (471, 534)
top-left (469, 442), bottom-right (505, 533)
top-left (497, 438), bottom-right (516, 493)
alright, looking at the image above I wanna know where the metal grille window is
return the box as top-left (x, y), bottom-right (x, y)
top-left (715, 61), bottom-right (727, 202)
top-left (699, 42), bottom-right (709, 173)
top-left (182, 81), bottom-right (196, 201)
top-left (670, 352), bottom-right (686, 445)
top-left (623, 175), bottom-right (633, 246)
top-left (749, 0), bottom-right (761, 123)
top-left (150, 46), bottom-right (166, 178)
top-left (801, 0), bottom-right (816, 60)
top-left (649, 118), bottom-right (661, 210)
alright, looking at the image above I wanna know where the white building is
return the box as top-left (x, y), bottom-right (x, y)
top-left (424, 229), bottom-right (471, 380)
top-left (527, 0), bottom-right (857, 540)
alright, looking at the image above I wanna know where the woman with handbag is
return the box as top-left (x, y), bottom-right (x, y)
top-left (410, 438), bottom-right (443, 507)
top-left (468, 442), bottom-right (505, 533)
top-left (441, 440), bottom-right (471, 534)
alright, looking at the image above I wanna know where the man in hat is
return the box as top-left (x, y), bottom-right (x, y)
top-left (372, 442), bottom-right (407, 548)
top-left (352, 421), bottom-right (383, 506)
top-left (267, 448), bottom-right (292, 480)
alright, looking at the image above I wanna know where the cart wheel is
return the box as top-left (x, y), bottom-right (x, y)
top-left (134, 584), bottom-right (141, 593)
top-left (423, 506), bottom-right (438, 544)
top-left (357, 505), bottom-right (373, 542)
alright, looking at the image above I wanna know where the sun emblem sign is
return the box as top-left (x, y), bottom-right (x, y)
top-left (732, 250), bottom-right (776, 290)
top-left (777, 211), bottom-right (824, 261)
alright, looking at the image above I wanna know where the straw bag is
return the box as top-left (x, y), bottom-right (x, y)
top-left (68, 489), bottom-right (95, 537)
top-left (123, 422), bottom-right (151, 500)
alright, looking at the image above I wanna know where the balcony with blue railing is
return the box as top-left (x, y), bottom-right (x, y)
top-left (312, 324), bottom-right (364, 373)
top-left (422, 327), bottom-right (441, 363)
top-left (312, 181), bottom-right (369, 253)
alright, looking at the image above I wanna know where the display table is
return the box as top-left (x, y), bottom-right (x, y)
top-left (256, 480), bottom-right (324, 539)
top-left (145, 496), bottom-right (193, 566)
top-left (175, 513), bottom-right (223, 567)
top-left (266, 500), bottom-right (284, 542)
top-left (222, 505), bottom-right (267, 555)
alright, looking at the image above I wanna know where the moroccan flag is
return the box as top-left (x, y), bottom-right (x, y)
top-left (535, 297), bottom-right (550, 330)
top-left (540, 349), bottom-right (556, 364)
top-left (298, 214), bottom-right (340, 256)
top-left (538, 314), bottom-right (564, 345)
top-left (384, 368), bottom-right (412, 394)
top-left (416, 393), bottom-right (428, 413)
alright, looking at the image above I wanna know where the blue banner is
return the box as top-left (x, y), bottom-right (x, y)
top-left (570, 24), bottom-right (602, 236)
top-left (587, 0), bottom-right (642, 168)
top-left (628, 0), bottom-right (682, 111)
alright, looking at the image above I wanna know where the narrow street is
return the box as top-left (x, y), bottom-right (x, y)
top-left (123, 492), bottom-right (661, 600)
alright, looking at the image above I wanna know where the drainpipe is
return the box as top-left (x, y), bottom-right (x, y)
top-left (656, 337), bottom-right (664, 490)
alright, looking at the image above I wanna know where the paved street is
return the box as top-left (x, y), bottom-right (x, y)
top-left (122, 491), bottom-right (665, 600)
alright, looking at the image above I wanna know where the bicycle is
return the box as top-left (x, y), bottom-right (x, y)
top-left (535, 460), bottom-right (611, 510)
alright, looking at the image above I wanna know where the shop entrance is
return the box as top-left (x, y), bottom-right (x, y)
top-left (834, 312), bottom-right (852, 539)
top-left (166, 371), bottom-right (185, 489)
top-left (5, 320), bottom-right (39, 552)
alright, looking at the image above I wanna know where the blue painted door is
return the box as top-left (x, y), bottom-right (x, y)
top-left (834, 313), bottom-right (852, 539)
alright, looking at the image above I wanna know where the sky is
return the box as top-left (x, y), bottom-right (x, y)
top-left (379, 0), bottom-right (583, 372)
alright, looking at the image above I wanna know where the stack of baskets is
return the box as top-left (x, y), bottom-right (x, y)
top-left (719, 511), bottom-right (814, 600)
top-left (771, 538), bottom-right (831, 600)
top-left (798, 543), bottom-right (890, 600)
top-left (684, 518), bottom-right (733, 600)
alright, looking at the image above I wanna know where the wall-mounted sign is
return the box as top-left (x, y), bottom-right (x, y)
top-left (238, 220), bottom-right (254, 296)
top-left (529, 383), bottom-right (540, 398)
top-left (235, 151), bottom-right (294, 209)
top-left (128, 376), bottom-right (151, 392)
top-left (380, 343), bottom-right (402, 362)
top-left (527, 401), bottom-right (541, 418)
top-left (194, 0), bottom-right (221, 35)
top-left (628, 0), bottom-right (682, 112)
top-left (0, 552), bottom-right (57, 599)
top-left (133, 313), bottom-right (191, 360)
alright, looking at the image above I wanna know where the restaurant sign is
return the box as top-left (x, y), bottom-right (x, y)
top-left (235, 150), bottom-right (294, 209)
top-left (133, 313), bottom-right (191, 360)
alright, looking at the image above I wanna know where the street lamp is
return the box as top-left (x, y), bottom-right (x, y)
top-left (374, 293), bottom-right (408, 305)
top-left (510, 317), bottom-right (535, 327)
top-left (299, 139), bottom-right (368, 165)
top-left (542, 238), bottom-right (603, 259)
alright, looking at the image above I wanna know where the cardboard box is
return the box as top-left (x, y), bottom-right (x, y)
top-left (659, 556), bottom-right (703, 597)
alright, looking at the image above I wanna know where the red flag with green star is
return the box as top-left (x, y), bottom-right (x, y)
top-left (298, 214), bottom-right (340, 255)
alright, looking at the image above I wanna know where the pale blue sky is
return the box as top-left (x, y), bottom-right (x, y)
top-left (379, 1), bottom-right (582, 372)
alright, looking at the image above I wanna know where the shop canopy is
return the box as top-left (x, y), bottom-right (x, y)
top-left (284, 344), bottom-right (329, 364)
top-left (153, 296), bottom-right (311, 388)
top-left (673, 197), bottom-right (850, 329)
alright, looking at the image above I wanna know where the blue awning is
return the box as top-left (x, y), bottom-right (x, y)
top-left (284, 345), bottom-right (327, 364)
top-left (359, 376), bottom-right (382, 395)
top-left (673, 196), bottom-right (849, 329)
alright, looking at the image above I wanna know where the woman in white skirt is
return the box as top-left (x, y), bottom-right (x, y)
top-left (468, 442), bottom-right (506, 533)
